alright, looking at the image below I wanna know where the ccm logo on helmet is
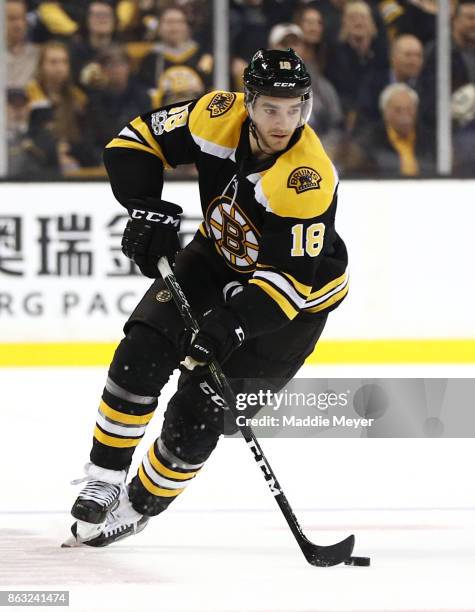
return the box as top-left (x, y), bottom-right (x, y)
top-left (131, 208), bottom-right (180, 227)
top-left (274, 82), bottom-right (296, 87)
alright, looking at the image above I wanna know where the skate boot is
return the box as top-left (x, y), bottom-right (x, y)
top-left (62, 462), bottom-right (126, 547)
top-left (75, 484), bottom-right (149, 547)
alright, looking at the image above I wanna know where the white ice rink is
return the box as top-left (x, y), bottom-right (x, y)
top-left (1, 364), bottom-right (475, 612)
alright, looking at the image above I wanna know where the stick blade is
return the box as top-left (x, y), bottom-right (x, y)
top-left (303, 534), bottom-right (355, 567)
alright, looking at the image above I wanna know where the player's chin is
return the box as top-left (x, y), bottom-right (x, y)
top-left (268, 136), bottom-right (291, 151)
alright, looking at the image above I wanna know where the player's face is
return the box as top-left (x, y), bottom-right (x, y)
top-left (251, 96), bottom-right (302, 154)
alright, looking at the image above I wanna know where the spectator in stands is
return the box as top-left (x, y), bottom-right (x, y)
top-left (32, 1), bottom-right (80, 41)
top-left (293, 4), bottom-right (328, 73)
top-left (268, 22), bottom-right (344, 155)
top-left (230, 0), bottom-right (271, 89)
top-left (379, 0), bottom-right (458, 46)
top-left (418, 0), bottom-right (475, 130)
top-left (138, 5), bottom-right (212, 106)
top-left (6, 88), bottom-right (42, 178)
top-left (25, 41), bottom-right (95, 176)
top-left (342, 83), bottom-right (434, 176)
top-left (356, 33), bottom-right (424, 126)
top-left (7, 0), bottom-right (40, 89)
top-left (169, 0), bottom-right (213, 52)
top-left (68, 0), bottom-right (118, 89)
top-left (325, 0), bottom-right (389, 127)
top-left (318, 0), bottom-right (388, 46)
top-left (452, 83), bottom-right (475, 176)
top-left (88, 45), bottom-right (151, 154)
top-left (115, 0), bottom-right (160, 42)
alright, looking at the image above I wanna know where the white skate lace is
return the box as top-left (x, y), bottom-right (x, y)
top-left (75, 481), bottom-right (120, 508)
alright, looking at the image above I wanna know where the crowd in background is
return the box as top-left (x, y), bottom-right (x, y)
top-left (5, 0), bottom-right (475, 179)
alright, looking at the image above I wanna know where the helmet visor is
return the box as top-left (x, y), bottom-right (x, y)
top-left (245, 89), bottom-right (313, 128)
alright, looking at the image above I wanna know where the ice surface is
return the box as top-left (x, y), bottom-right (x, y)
top-left (1, 365), bottom-right (474, 611)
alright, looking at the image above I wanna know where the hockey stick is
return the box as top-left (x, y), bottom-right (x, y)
top-left (157, 257), bottom-right (355, 567)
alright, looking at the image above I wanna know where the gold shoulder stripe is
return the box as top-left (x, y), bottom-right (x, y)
top-left (249, 278), bottom-right (298, 319)
top-left (260, 126), bottom-right (337, 219)
top-left (189, 91), bottom-right (246, 152)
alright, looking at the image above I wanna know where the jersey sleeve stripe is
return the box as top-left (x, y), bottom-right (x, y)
top-left (249, 278), bottom-right (299, 319)
top-left (305, 275), bottom-right (349, 308)
top-left (130, 116), bottom-right (170, 166)
top-left (282, 271), bottom-right (313, 297)
top-left (253, 269), bottom-right (308, 307)
top-left (105, 137), bottom-right (167, 161)
top-left (304, 283), bottom-right (349, 313)
top-left (306, 271), bottom-right (348, 301)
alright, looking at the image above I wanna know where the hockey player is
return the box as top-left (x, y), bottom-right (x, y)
top-left (64, 48), bottom-right (349, 547)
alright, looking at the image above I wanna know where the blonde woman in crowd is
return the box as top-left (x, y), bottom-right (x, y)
top-left (25, 41), bottom-right (95, 175)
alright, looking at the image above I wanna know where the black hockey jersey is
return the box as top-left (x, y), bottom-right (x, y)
top-left (104, 90), bottom-right (348, 337)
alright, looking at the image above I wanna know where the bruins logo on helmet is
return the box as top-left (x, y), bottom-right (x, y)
top-left (287, 167), bottom-right (322, 194)
top-left (205, 195), bottom-right (260, 272)
top-left (206, 92), bottom-right (236, 118)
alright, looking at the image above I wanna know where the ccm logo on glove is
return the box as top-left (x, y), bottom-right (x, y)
top-left (130, 208), bottom-right (180, 228)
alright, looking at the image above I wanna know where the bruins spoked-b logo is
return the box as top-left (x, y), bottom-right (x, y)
top-left (206, 92), bottom-right (236, 118)
top-left (205, 196), bottom-right (260, 272)
top-left (155, 289), bottom-right (172, 303)
top-left (287, 167), bottom-right (322, 194)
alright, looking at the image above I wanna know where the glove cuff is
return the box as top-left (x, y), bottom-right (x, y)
top-left (126, 198), bottom-right (182, 230)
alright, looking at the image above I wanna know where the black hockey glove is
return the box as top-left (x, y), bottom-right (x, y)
top-left (182, 307), bottom-right (246, 375)
top-left (122, 197), bottom-right (182, 278)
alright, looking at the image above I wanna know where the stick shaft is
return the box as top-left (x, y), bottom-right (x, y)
top-left (157, 258), bottom-right (316, 552)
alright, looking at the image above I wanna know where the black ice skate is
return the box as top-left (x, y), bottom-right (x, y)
top-left (67, 485), bottom-right (149, 547)
top-left (62, 462), bottom-right (126, 547)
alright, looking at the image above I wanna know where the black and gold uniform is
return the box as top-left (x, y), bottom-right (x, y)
top-left (87, 68), bottom-right (348, 517)
top-left (105, 90), bottom-right (348, 328)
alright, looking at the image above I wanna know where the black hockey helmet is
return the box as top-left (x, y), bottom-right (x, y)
top-left (243, 48), bottom-right (313, 126)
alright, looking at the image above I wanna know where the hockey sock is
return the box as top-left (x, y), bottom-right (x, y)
top-left (128, 437), bottom-right (205, 516)
top-left (90, 323), bottom-right (179, 470)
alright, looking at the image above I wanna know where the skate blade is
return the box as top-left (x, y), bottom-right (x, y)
top-left (61, 520), bottom-right (103, 548)
top-left (61, 535), bottom-right (85, 548)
